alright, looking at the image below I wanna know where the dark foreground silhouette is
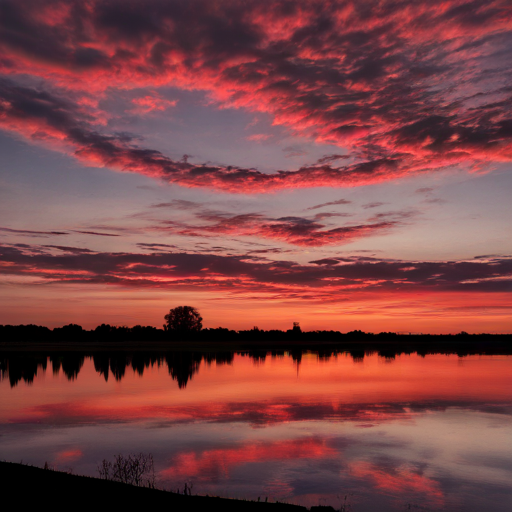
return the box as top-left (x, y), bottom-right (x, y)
top-left (0, 461), bottom-right (309, 512)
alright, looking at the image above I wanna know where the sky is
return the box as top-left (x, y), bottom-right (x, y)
top-left (0, 0), bottom-right (511, 332)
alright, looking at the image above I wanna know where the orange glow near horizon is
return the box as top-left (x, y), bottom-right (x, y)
top-left (0, 282), bottom-right (510, 333)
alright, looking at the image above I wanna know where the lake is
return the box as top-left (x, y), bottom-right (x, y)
top-left (1, 349), bottom-right (511, 511)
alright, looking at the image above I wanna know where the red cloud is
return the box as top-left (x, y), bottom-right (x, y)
top-left (0, 0), bottom-right (510, 192)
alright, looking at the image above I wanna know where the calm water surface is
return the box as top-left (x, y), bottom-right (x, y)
top-left (1, 351), bottom-right (511, 511)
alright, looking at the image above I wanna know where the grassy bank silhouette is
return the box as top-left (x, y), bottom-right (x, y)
top-left (0, 461), bottom-right (313, 512)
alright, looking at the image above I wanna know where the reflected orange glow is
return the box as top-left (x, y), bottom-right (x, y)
top-left (1, 353), bottom-right (511, 426)
top-left (55, 449), bottom-right (83, 463)
top-left (160, 438), bottom-right (336, 480)
top-left (0, 351), bottom-right (510, 510)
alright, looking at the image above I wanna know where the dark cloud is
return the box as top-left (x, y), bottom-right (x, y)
top-left (0, 226), bottom-right (69, 237)
top-left (73, 230), bottom-right (121, 237)
top-left (44, 245), bottom-right (94, 254)
top-left (151, 200), bottom-right (200, 210)
top-left (306, 199), bottom-right (352, 211)
top-left (1, 243), bottom-right (511, 295)
top-left (315, 154), bottom-right (350, 164)
top-left (415, 188), bottom-right (435, 195)
top-left (362, 202), bottom-right (386, 209)
top-left (247, 248), bottom-right (289, 255)
top-left (136, 243), bottom-right (178, 250)
top-left (367, 209), bottom-right (417, 222)
top-left (312, 212), bottom-right (353, 221)
top-left (283, 145), bottom-right (308, 158)
top-left (310, 258), bottom-right (341, 266)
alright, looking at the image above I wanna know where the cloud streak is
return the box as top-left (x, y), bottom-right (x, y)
top-left (0, 225), bottom-right (120, 238)
top-left (0, 227), bottom-right (68, 237)
top-left (306, 199), bottom-right (352, 211)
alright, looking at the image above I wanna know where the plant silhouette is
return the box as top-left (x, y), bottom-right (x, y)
top-left (98, 453), bottom-right (155, 488)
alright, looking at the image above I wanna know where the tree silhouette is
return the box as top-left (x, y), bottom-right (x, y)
top-left (164, 306), bottom-right (203, 334)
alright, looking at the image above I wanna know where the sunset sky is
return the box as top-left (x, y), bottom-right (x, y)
top-left (0, 0), bottom-right (511, 332)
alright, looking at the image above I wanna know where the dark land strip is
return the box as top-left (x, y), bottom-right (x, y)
top-left (0, 323), bottom-right (510, 353)
top-left (0, 461), bottom-right (310, 512)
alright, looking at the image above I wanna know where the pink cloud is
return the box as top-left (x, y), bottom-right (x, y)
top-left (350, 461), bottom-right (444, 505)
top-left (129, 95), bottom-right (177, 115)
top-left (246, 133), bottom-right (271, 142)
top-left (0, 0), bottom-right (509, 192)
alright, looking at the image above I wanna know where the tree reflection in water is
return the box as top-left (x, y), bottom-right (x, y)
top-left (1, 345), bottom-right (509, 389)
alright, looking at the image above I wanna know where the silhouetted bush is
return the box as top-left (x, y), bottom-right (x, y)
top-left (98, 453), bottom-right (155, 488)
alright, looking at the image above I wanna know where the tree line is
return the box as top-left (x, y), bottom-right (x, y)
top-left (0, 323), bottom-right (505, 343)
top-left (0, 306), bottom-right (509, 343)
